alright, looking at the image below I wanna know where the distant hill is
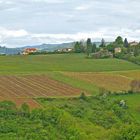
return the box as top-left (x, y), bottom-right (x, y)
top-left (0, 43), bottom-right (75, 55)
top-left (0, 46), bottom-right (22, 55)
top-left (22, 42), bottom-right (105, 51)
top-left (22, 42), bottom-right (75, 52)
top-left (0, 42), bottom-right (110, 55)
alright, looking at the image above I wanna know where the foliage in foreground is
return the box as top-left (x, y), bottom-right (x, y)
top-left (1, 95), bottom-right (140, 140)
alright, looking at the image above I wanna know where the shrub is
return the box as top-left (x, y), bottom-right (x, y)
top-left (79, 92), bottom-right (87, 100)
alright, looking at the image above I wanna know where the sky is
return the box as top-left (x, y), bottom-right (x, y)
top-left (0, 0), bottom-right (140, 48)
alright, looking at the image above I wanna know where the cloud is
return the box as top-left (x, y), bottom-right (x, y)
top-left (0, 28), bottom-right (28, 38)
top-left (0, 27), bottom-right (29, 47)
top-left (0, 26), bottom-right (140, 48)
top-left (75, 5), bottom-right (91, 11)
top-left (32, 0), bottom-right (65, 4)
top-left (0, 0), bottom-right (140, 47)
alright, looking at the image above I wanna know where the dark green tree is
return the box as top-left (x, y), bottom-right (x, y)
top-left (106, 43), bottom-right (114, 52)
top-left (86, 38), bottom-right (92, 56)
top-left (99, 38), bottom-right (106, 48)
top-left (92, 43), bottom-right (97, 53)
top-left (115, 36), bottom-right (123, 45)
top-left (74, 41), bottom-right (85, 53)
top-left (111, 36), bottom-right (124, 52)
top-left (79, 41), bottom-right (86, 52)
top-left (74, 42), bottom-right (81, 53)
top-left (124, 38), bottom-right (129, 48)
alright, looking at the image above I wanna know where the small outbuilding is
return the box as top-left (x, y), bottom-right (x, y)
top-left (114, 47), bottom-right (122, 53)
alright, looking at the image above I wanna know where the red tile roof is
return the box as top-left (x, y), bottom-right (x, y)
top-left (25, 48), bottom-right (37, 51)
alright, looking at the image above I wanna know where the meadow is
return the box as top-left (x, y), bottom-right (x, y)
top-left (0, 53), bottom-right (139, 74)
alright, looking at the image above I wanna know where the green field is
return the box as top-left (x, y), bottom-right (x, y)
top-left (0, 54), bottom-right (139, 74)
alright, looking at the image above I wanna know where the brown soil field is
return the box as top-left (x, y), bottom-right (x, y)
top-left (0, 75), bottom-right (82, 107)
top-left (63, 72), bottom-right (132, 92)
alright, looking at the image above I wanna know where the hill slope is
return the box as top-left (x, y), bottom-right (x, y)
top-left (0, 54), bottom-right (139, 74)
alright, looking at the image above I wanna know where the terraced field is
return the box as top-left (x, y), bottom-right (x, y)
top-left (0, 75), bottom-right (82, 107)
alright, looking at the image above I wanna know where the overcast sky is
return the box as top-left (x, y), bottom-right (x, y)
top-left (0, 0), bottom-right (140, 48)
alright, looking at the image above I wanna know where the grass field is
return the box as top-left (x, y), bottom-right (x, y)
top-left (0, 54), bottom-right (139, 74)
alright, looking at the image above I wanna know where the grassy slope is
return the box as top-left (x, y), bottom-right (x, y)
top-left (0, 53), bottom-right (139, 95)
top-left (0, 53), bottom-right (139, 74)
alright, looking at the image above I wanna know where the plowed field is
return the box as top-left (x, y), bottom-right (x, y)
top-left (0, 75), bottom-right (82, 107)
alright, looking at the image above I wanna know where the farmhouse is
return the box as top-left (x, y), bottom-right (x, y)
top-left (22, 48), bottom-right (38, 55)
top-left (114, 47), bottom-right (122, 53)
top-left (129, 41), bottom-right (139, 46)
top-left (56, 48), bottom-right (73, 53)
top-left (92, 50), bottom-right (113, 59)
top-left (62, 48), bottom-right (73, 52)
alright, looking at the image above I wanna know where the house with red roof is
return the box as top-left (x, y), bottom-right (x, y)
top-left (22, 48), bottom-right (38, 55)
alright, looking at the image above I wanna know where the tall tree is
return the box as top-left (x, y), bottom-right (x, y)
top-left (99, 38), bottom-right (106, 48)
top-left (113, 36), bottom-right (124, 50)
top-left (124, 38), bottom-right (129, 48)
top-left (79, 40), bottom-right (86, 53)
top-left (86, 38), bottom-right (92, 56)
top-left (74, 41), bottom-right (85, 53)
top-left (115, 36), bottom-right (123, 45)
top-left (74, 42), bottom-right (81, 53)
top-left (92, 43), bottom-right (97, 53)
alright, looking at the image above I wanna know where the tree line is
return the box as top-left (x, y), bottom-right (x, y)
top-left (74, 36), bottom-right (140, 64)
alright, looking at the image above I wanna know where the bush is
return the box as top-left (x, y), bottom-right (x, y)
top-left (79, 92), bottom-right (87, 100)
